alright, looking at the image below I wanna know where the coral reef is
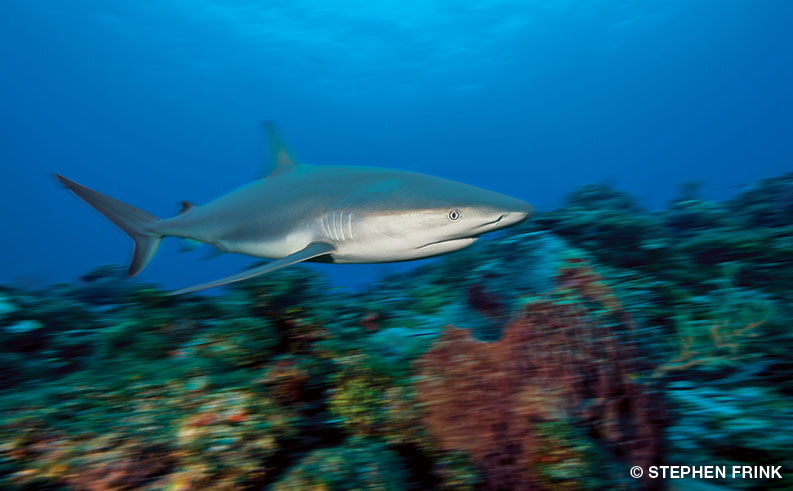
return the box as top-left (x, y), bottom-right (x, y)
top-left (0, 171), bottom-right (791, 489)
top-left (273, 438), bottom-right (407, 490)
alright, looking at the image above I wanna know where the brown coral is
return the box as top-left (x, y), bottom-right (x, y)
top-left (415, 261), bottom-right (663, 489)
top-left (416, 326), bottom-right (535, 489)
top-left (258, 357), bottom-right (311, 405)
top-left (556, 257), bottom-right (622, 312)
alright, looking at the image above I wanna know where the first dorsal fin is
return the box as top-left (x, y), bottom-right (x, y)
top-left (260, 121), bottom-right (298, 178)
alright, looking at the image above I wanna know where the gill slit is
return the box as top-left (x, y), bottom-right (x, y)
top-left (323, 214), bottom-right (333, 241)
top-left (324, 211), bottom-right (353, 243)
top-left (347, 211), bottom-right (354, 241)
top-left (336, 211), bottom-right (344, 242)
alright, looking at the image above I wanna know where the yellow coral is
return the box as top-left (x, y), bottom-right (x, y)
top-left (652, 317), bottom-right (767, 378)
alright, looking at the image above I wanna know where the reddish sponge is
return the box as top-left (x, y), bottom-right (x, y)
top-left (415, 260), bottom-right (664, 489)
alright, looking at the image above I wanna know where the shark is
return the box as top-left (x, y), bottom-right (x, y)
top-left (56, 123), bottom-right (533, 295)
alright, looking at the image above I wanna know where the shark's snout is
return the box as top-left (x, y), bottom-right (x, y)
top-left (469, 202), bottom-right (531, 236)
top-left (495, 199), bottom-right (534, 228)
top-left (512, 200), bottom-right (534, 223)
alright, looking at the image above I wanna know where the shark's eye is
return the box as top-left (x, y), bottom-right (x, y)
top-left (448, 209), bottom-right (462, 222)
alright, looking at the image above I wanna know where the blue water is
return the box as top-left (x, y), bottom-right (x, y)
top-left (1, 0), bottom-right (791, 291)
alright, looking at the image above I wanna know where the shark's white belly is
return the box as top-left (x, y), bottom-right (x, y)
top-left (220, 232), bottom-right (475, 264)
top-left (222, 235), bottom-right (422, 263)
top-left (331, 237), bottom-right (477, 263)
top-left (220, 233), bottom-right (313, 260)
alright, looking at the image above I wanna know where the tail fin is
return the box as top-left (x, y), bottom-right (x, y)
top-left (56, 175), bottom-right (162, 276)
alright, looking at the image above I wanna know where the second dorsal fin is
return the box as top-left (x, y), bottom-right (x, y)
top-left (260, 121), bottom-right (298, 178)
top-left (178, 201), bottom-right (195, 215)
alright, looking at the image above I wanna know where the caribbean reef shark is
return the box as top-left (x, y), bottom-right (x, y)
top-left (56, 123), bottom-right (533, 295)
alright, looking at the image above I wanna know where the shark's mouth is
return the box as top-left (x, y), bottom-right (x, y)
top-left (417, 236), bottom-right (479, 250)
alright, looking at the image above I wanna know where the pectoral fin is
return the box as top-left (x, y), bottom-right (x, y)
top-left (168, 242), bottom-right (335, 295)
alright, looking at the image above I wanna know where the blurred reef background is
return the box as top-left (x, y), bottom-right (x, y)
top-left (1, 172), bottom-right (791, 490)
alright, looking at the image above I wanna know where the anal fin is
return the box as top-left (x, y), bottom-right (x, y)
top-left (177, 239), bottom-right (202, 253)
top-left (168, 242), bottom-right (335, 295)
top-left (203, 247), bottom-right (226, 260)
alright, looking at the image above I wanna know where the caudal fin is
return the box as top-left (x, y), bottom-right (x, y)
top-left (56, 175), bottom-right (162, 276)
